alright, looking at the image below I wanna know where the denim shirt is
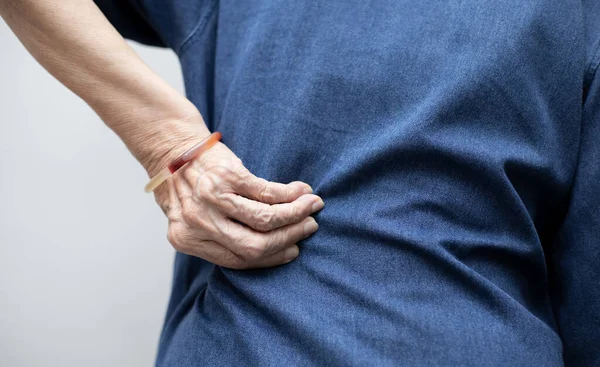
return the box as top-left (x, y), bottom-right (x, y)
top-left (96, 1), bottom-right (600, 365)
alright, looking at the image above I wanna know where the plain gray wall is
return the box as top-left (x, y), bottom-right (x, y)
top-left (0, 18), bottom-right (182, 366)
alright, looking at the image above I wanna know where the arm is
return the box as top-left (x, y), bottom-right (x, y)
top-left (0, 0), bottom-right (200, 174)
top-left (0, 0), bottom-right (323, 268)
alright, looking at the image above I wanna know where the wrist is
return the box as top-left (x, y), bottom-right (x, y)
top-left (109, 107), bottom-right (211, 177)
top-left (92, 84), bottom-right (212, 176)
top-left (140, 118), bottom-right (212, 178)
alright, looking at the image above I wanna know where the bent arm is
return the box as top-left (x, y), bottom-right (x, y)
top-left (0, 0), bottom-right (209, 176)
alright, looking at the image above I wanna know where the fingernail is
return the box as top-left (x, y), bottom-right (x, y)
top-left (311, 199), bottom-right (324, 212)
top-left (304, 219), bottom-right (319, 236)
top-left (285, 246), bottom-right (299, 261)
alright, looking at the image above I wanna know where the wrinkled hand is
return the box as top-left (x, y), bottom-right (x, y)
top-left (153, 141), bottom-right (324, 269)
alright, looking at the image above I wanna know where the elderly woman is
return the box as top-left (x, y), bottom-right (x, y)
top-left (2, 0), bottom-right (599, 365)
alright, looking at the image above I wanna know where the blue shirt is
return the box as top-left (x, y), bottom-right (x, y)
top-left (97, 1), bottom-right (600, 365)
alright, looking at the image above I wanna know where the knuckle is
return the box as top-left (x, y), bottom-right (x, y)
top-left (258, 181), bottom-right (273, 202)
top-left (232, 197), bottom-right (250, 217)
top-left (290, 204), bottom-right (301, 221)
top-left (241, 240), bottom-right (267, 261)
top-left (271, 230), bottom-right (288, 249)
top-left (254, 209), bottom-right (276, 231)
top-left (285, 185), bottom-right (292, 200)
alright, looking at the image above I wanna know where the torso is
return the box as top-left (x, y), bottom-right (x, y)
top-left (134, 1), bottom-right (598, 365)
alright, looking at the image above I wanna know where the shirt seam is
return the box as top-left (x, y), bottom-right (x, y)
top-left (175, 0), bottom-right (218, 56)
top-left (584, 40), bottom-right (600, 88)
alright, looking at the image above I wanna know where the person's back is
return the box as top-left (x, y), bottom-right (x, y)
top-left (6, 0), bottom-right (600, 365)
top-left (92, 1), bottom-right (600, 365)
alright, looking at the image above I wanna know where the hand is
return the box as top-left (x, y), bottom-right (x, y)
top-left (153, 141), bottom-right (324, 269)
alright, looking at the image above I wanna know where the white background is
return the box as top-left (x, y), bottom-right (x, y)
top-left (0, 18), bottom-right (181, 366)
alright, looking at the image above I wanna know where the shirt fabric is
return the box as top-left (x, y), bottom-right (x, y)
top-left (96, 1), bottom-right (600, 365)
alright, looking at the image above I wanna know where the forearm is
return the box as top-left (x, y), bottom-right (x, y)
top-left (0, 0), bottom-right (209, 175)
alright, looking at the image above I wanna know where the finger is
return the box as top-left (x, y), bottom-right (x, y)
top-left (257, 216), bottom-right (318, 256)
top-left (168, 232), bottom-right (245, 269)
top-left (210, 244), bottom-right (300, 270)
top-left (224, 216), bottom-right (318, 259)
top-left (171, 231), bottom-right (299, 269)
top-left (237, 175), bottom-right (313, 204)
top-left (220, 192), bottom-right (324, 232)
top-left (243, 245), bottom-right (300, 269)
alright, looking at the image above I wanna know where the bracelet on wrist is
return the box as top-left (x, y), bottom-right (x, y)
top-left (144, 132), bottom-right (221, 193)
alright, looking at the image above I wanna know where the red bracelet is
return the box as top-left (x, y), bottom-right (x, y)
top-left (144, 132), bottom-right (222, 193)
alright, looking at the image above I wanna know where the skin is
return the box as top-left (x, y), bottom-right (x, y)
top-left (0, 0), bottom-right (324, 269)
